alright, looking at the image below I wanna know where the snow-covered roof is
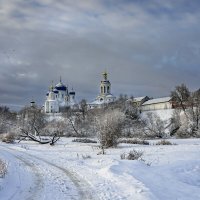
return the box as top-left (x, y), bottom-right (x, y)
top-left (89, 100), bottom-right (104, 105)
top-left (142, 97), bottom-right (172, 106)
top-left (89, 94), bottom-right (116, 105)
top-left (106, 94), bottom-right (115, 98)
top-left (134, 96), bottom-right (148, 102)
top-left (47, 100), bottom-right (58, 102)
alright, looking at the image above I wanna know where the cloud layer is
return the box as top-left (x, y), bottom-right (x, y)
top-left (0, 0), bottom-right (200, 109)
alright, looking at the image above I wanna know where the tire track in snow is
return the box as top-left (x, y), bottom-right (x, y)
top-left (30, 155), bottom-right (94, 200)
top-left (10, 154), bottom-right (44, 200)
top-left (1, 145), bottom-right (96, 200)
top-left (0, 148), bottom-right (44, 200)
top-left (22, 152), bottom-right (95, 200)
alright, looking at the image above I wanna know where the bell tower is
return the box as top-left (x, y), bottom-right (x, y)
top-left (89, 70), bottom-right (116, 108)
top-left (100, 71), bottom-right (111, 95)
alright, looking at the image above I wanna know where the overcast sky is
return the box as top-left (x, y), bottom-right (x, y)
top-left (0, 0), bottom-right (200, 110)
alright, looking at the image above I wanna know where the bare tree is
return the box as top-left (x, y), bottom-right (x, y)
top-left (124, 99), bottom-right (140, 121)
top-left (18, 106), bottom-right (46, 135)
top-left (62, 107), bottom-right (95, 137)
top-left (121, 99), bottom-right (143, 137)
top-left (169, 109), bottom-right (181, 136)
top-left (191, 90), bottom-right (200, 128)
top-left (171, 85), bottom-right (200, 137)
top-left (79, 99), bottom-right (87, 120)
top-left (171, 83), bottom-right (190, 115)
top-left (186, 89), bottom-right (200, 136)
top-left (0, 106), bottom-right (17, 134)
top-left (18, 105), bottom-right (60, 145)
top-left (142, 112), bottom-right (168, 138)
top-left (20, 127), bottom-right (60, 145)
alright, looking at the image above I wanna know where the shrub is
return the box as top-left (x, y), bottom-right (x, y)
top-left (72, 138), bottom-right (97, 143)
top-left (81, 154), bottom-right (92, 159)
top-left (97, 146), bottom-right (106, 155)
top-left (156, 140), bottom-right (173, 145)
top-left (0, 159), bottom-right (7, 178)
top-left (176, 130), bottom-right (191, 138)
top-left (121, 149), bottom-right (143, 160)
top-left (1, 133), bottom-right (15, 143)
top-left (119, 138), bottom-right (149, 145)
top-left (97, 110), bottom-right (125, 148)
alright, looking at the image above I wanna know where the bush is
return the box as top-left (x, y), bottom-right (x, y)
top-left (156, 140), bottom-right (174, 145)
top-left (0, 159), bottom-right (7, 178)
top-left (97, 110), bottom-right (125, 148)
top-left (81, 154), bottom-right (92, 159)
top-left (119, 138), bottom-right (149, 145)
top-left (121, 149), bottom-right (143, 160)
top-left (72, 138), bottom-right (97, 143)
top-left (176, 130), bottom-right (191, 138)
top-left (1, 133), bottom-right (15, 143)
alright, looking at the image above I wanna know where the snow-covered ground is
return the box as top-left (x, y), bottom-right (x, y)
top-left (0, 138), bottom-right (200, 200)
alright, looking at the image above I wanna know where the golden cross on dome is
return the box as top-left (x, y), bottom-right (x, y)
top-left (49, 80), bottom-right (54, 91)
top-left (103, 70), bottom-right (108, 80)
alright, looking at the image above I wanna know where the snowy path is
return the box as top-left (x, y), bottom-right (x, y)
top-left (0, 148), bottom-right (43, 200)
top-left (0, 145), bottom-right (95, 200)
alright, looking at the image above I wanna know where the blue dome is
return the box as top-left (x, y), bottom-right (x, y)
top-left (53, 89), bottom-right (59, 94)
top-left (55, 82), bottom-right (67, 91)
top-left (55, 86), bottom-right (66, 91)
top-left (69, 91), bottom-right (75, 95)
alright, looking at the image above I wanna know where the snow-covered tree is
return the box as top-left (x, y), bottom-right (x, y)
top-left (171, 84), bottom-right (200, 137)
top-left (0, 106), bottom-right (16, 134)
top-left (96, 109), bottom-right (125, 148)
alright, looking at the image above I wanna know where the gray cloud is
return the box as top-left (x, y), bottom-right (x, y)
top-left (0, 0), bottom-right (200, 110)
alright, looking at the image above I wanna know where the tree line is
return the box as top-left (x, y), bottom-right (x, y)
top-left (0, 83), bottom-right (199, 147)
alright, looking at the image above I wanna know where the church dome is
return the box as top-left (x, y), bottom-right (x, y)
top-left (55, 82), bottom-right (67, 91)
top-left (53, 89), bottom-right (59, 94)
top-left (69, 91), bottom-right (75, 95)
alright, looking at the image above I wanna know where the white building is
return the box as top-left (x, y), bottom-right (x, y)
top-left (89, 71), bottom-right (116, 108)
top-left (44, 78), bottom-right (76, 113)
top-left (141, 97), bottom-right (173, 111)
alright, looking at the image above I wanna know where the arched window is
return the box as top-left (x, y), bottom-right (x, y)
top-left (101, 86), bottom-right (103, 94)
top-left (107, 86), bottom-right (110, 93)
top-left (104, 86), bottom-right (106, 94)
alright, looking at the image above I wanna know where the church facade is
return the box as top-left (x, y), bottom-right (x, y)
top-left (89, 71), bottom-right (116, 108)
top-left (44, 78), bottom-right (76, 113)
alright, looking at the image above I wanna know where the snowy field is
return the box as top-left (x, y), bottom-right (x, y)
top-left (0, 138), bottom-right (200, 200)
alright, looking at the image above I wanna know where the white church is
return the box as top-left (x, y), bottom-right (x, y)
top-left (88, 71), bottom-right (116, 108)
top-left (44, 78), bottom-right (76, 113)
